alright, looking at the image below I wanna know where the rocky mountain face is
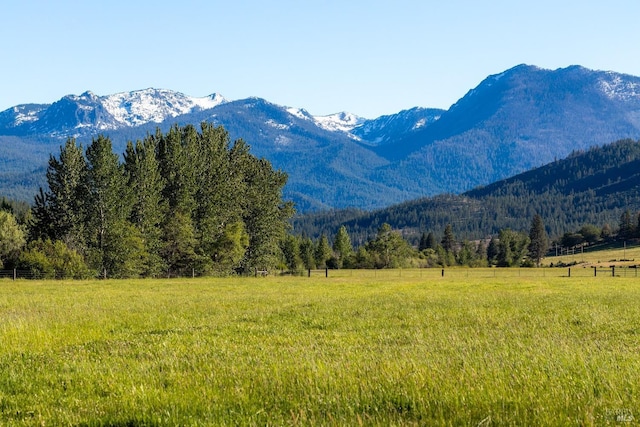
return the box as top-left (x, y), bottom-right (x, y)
top-left (1, 64), bottom-right (640, 210)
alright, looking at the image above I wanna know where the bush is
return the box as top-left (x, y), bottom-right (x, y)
top-left (18, 239), bottom-right (91, 279)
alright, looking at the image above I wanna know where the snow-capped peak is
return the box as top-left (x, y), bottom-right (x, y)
top-left (286, 107), bottom-right (314, 121)
top-left (101, 88), bottom-right (227, 127)
top-left (313, 111), bottom-right (366, 133)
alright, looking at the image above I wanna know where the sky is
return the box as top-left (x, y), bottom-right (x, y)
top-left (2, 0), bottom-right (640, 118)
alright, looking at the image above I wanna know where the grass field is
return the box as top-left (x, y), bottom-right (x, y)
top-left (545, 241), bottom-right (640, 268)
top-left (1, 274), bottom-right (640, 426)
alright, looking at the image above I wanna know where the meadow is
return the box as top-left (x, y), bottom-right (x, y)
top-left (1, 273), bottom-right (639, 426)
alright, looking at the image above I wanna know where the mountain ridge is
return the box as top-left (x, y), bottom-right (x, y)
top-left (1, 64), bottom-right (640, 211)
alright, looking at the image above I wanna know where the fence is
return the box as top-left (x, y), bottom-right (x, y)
top-left (295, 266), bottom-right (640, 279)
top-left (2, 266), bottom-right (638, 281)
top-left (0, 269), bottom-right (43, 280)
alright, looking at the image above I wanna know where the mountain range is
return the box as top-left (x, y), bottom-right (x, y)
top-left (1, 64), bottom-right (640, 211)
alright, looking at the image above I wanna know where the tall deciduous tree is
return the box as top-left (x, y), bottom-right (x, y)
top-left (366, 223), bottom-right (414, 268)
top-left (528, 214), bottom-right (548, 267)
top-left (0, 210), bottom-right (26, 269)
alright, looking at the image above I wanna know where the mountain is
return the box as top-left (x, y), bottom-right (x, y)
top-left (351, 107), bottom-right (443, 146)
top-left (0, 89), bottom-right (226, 136)
top-left (291, 138), bottom-right (640, 244)
top-left (0, 90), bottom-right (440, 210)
top-left (372, 65), bottom-right (640, 194)
top-left (1, 64), bottom-right (640, 210)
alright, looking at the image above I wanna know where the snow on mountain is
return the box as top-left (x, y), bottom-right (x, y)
top-left (286, 107), bottom-right (314, 121)
top-left (598, 72), bottom-right (640, 102)
top-left (0, 89), bottom-right (228, 135)
top-left (101, 89), bottom-right (227, 127)
top-left (3, 104), bottom-right (47, 126)
top-left (313, 112), bottom-right (366, 133)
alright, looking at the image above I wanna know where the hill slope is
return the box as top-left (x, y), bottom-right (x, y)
top-left (292, 139), bottom-right (640, 243)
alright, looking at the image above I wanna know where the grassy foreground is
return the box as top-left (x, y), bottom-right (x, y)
top-left (1, 275), bottom-right (639, 426)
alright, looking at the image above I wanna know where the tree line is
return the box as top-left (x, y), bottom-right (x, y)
top-left (279, 214), bottom-right (551, 271)
top-left (284, 210), bottom-right (640, 271)
top-left (0, 123), bottom-right (293, 278)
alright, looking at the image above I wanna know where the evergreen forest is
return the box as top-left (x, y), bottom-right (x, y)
top-left (0, 123), bottom-right (293, 278)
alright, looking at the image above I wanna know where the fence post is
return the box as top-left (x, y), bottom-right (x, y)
top-left (612, 266), bottom-right (615, 277)
top-left (308, 269), bottom-right (311, 278)
top-left (441, 269), bottom-right (444, 277)
top-left (594, 267), bottom-right (597, 277)
top-left (13, 268), bottom-right (16, 281)
top-left (568, 268), bottom-right (571, 277)
top-left (325, 268), bottom-right (328, 278)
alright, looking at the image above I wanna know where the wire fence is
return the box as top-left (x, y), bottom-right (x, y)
top-left (0, 269), bottom-right (43, 280)
top-left (302, 266), bottom-right (640, 279)
top-left (1, 266), bottom-right (638, 281)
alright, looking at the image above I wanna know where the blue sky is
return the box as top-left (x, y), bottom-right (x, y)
top-left (2, 0), bottom-right (640, 118)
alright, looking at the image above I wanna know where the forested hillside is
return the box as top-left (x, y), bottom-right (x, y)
top-left (292, 139), bottom-right (640, 244)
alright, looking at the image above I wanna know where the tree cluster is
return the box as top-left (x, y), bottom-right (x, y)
top-left (23, 123), bottom-right (292, 278)
top-left (288, 215), bottom-right (552, 270)
top-left (280, 224), bottom-right (417, 271)
top-left (557, 209), bottom-right (640, 251)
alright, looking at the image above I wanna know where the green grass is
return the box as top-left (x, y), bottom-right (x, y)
top-left (1, 275), bottom-right (639, 425)
top-left (545, 240), bottom-right (640, 267)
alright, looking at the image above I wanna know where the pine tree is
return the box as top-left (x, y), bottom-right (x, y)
top-left (487, 236), bottom-right (499, 265)
top-left (441, 224), bottom-right (456, 253)
top-left (281, 234), bottom-right (301, 271)
top-left (528, 214), bottom-right (548, 267)
top-left (193, 124), bottom-right (246, 273)
top-left (239, 153), bottom-right (293, 272)
top-left (426, 232), bottom-right (437, 250)
top-left (333, 226), bottom-right (353, 268)
top-left (85, 135), bottom-right (133, 278)
top-left (156, 126), bottom-right (200, 275)
top-left (418, 232), bottom-right (429, 251)
top-left (299, 237), bottom-right (316, 270)
top-left (124, 137), bottom-right (166, 277)
top-left (619, 209), bottom-right (634, 240)
top-left (33, 138), bottom-right (88, 251)
top-left (496, 229), bottom-right (530, 267)
top-left (314, 234), bottom-right (332, 269)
